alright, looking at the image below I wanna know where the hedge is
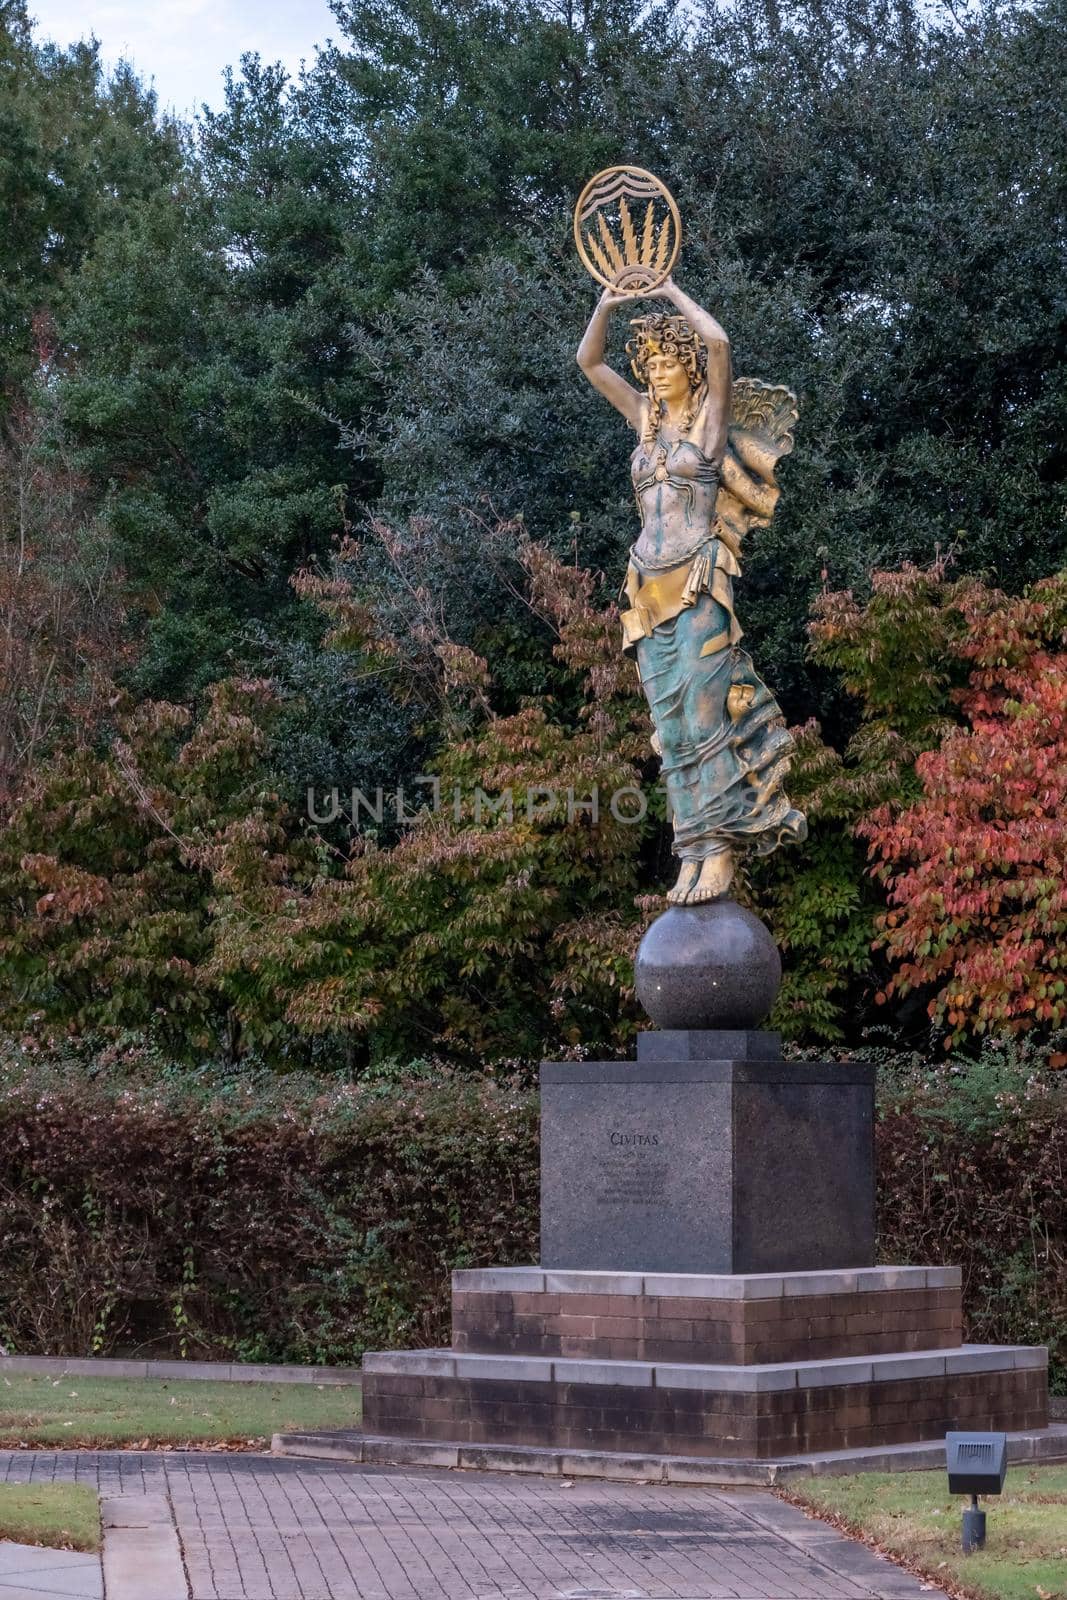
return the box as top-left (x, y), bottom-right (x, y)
top-left (0, 1039), bottom-right (1063, 1386)
top-left (0, 1047), bottom-right (538, 1365)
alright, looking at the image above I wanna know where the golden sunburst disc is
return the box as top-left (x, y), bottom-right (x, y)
top-left (573, 166), bottom-right (682, 293)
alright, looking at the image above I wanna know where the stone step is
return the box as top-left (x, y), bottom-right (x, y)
top-left (272, 1422), bottom-right (1067, 1485)
top-left (453, 1265), bottom-right (962, 1297)
top-left (366, 1342), bottom-right (1042, 1392)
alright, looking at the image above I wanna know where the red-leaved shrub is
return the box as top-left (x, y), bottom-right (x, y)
top-left (860, 576), bottom-right (1067, 1045)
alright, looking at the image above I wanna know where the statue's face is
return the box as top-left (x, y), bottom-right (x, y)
top-left (646, 351), bottom-right (691, 407)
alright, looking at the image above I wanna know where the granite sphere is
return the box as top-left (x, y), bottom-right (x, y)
top-left (635, 899), bottom-right (781, 1029)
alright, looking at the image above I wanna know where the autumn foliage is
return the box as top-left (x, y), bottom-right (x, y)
top-left (0, 679), bottom-right (312, 1059)
top-left (756, 560), bottom-right (989, 1042)
top-left (0, 537), bottom-right (658, 1063)
top-left (857, 575), bottom-right (1067, 1045)
top-left (3, 531), bottom-right (1067, 1061)
top-left (242, 533), bottom-right (659, 1059)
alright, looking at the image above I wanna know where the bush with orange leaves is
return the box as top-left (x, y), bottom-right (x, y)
top-left (856, 574), bottom-right (1067, 1047)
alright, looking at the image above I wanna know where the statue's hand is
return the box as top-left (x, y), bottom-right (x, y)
top-left (656, 275), bottom-right (681, 304)
top-left (598, 286), bottom-right (638, 312)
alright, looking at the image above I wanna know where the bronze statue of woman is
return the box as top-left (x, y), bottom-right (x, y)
top-left (577, 276), bottom-right (807, 904)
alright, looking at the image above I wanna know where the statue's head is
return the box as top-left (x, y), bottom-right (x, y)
top-left (627, 314), bottom-right (707, 410)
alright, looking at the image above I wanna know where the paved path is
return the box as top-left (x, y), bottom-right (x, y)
top-left (0, 1540), bottom-right (101, 1600)
top-left (0, 1452), bottom-right (946, 1600)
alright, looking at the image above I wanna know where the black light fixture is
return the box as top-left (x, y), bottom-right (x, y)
top-left (945, 1431), bottom-right (1008, 1552)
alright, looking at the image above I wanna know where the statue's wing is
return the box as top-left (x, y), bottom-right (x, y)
top-left (715, 379), bottom-right (799, 550)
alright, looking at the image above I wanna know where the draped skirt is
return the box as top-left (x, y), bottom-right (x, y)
top-left (634, 591), bottom-right (807, 860)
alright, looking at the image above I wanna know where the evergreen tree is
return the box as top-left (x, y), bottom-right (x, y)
top-left (56, 57), bottom-right (372, 707)
top-left (0, 0), bottom-right (180, 402)
top-left (326, 0), bottom-right (681, 295)
top-left (47, 0), bottom-right (1067, 733)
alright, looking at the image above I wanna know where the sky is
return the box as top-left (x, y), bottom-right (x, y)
top-left (27, 0), bottom-right (339, 118)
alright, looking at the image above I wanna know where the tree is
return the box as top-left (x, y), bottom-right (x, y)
top-left (0, 407), bottom-right (126, 810)
top-left (46, 0), bottom-right (1067, 742)
top-left (0, 679), bottom-right (315, 1060)
top-left (325, 0), bottom-right (681, 296)
top-left (56, 56), bottom-right (372, 701)
top-left (860, 575), bottom-right (1067, 1046)
top-left (213, 535), bottom-right (658, 1061)
top-left (0, 1), bottom-right (180, 404)
top-left (747, 559), bottom-right (1012, 1042)
top-left (0, 537), bottom-right (655, 1064)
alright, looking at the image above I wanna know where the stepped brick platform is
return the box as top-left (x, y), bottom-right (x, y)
top-left (363, 1343), bottom-right (1047, 1459)
top-left (363, 1266), bottom-right (1048, 1461)
top-left (452, 1266), bottom-right (963, 1365)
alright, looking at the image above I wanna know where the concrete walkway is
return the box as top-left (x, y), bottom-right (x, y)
top-left (0, 1540), bottom-right (102, 1599)
top-left (0, 1452), bottom-right (947, 1600)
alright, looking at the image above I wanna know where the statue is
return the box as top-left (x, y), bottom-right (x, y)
top-left (574, 167), bottom-right (807, 907)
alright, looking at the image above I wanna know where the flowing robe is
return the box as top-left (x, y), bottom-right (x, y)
top-left (620, 407), bottom-right (807, 863)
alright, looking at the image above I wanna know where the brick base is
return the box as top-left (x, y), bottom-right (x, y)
top-left (453, 1281), bottom-right (962, 1365)
top-left (364, 1265), bottom-right (1048, 1462)
top-left (364, 1362), bottom-right (1047, 1460)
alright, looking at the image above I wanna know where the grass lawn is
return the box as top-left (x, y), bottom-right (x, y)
top-left (0, 1483), bottom-right (100, 1551)
top-left (790, 1466), bottom-right (1067, 1600)
top-left (0, 1372), bottom-right (362, 1449)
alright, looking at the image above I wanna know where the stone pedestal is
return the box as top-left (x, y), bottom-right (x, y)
top-left (541, 1034), bottom-right (875, 1273)
top-left (358, 1028), bottom-right (1050, 1472)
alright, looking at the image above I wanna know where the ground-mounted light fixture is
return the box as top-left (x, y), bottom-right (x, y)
top-left (945, 1431), bottom-right (1008, 1552)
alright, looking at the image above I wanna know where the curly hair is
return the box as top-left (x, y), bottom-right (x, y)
top-left (626, 314), bottom-right (708, 445)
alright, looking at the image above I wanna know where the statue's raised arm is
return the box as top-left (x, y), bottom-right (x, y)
top-left (576, 286), bottom-right (646, 432)
top-left (573, 169), bottom-right (806, 906)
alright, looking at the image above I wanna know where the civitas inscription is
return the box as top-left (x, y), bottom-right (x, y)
top-left (596, 1130), bottom-right (668, 1206)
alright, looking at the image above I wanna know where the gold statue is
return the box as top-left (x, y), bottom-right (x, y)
top-left (575, 167), bottom-right (806, 904)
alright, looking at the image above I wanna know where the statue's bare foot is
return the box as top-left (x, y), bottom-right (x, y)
top-left (685, 851), bottom-right (736, 904)
top-left (666, 861), bottom-right (700, 903)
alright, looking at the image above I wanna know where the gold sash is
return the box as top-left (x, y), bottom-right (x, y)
top-left (621, 537), bottom-right (743, 657)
